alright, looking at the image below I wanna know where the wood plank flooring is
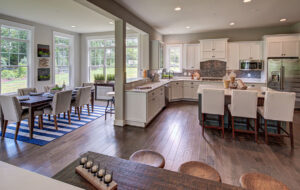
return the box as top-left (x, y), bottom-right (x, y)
top-left (0, 101), bottom-right (299, 190)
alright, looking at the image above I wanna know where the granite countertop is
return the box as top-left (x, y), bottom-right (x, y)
top-left (125, 77), bottom-right (266, 93)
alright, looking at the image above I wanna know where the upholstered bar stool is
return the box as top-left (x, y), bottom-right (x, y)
top-left (228, 90), bottom-right (258, 142)
top-left (129, 150), bottom-right (165, 168)
top-left (257, 91), bottom-right (296, 148)
top-left (105, 91), bottom-right (115, 120)
top-left (178, 161), bottom-right (222, 182)
top-left (240, 172), bottom-right (290, 190)
top-left (201, 88), bottom-right (225, 138)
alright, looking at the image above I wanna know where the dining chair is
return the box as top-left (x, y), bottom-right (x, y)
top-left (228, 90), bottom-right (258, 142)
top-left (17, 88), bottom-right (37, 96)
top-left (44, 90), bottom-right (73, 130)
top-left (201, 88), bottom-right (225, 138)
top-left (44, 85), bottom-right (57, 92)
top-left (257, 91), bottom-right (296, 148)
top-left (71, 86), bottom-right (91, 120)
top-left (82, 82), bottom-right (95, 90)
top-left (0, 95), bottom-right (44, 140)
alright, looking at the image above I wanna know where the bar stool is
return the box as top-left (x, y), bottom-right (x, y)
top-left (105, 91), bottom-right (115, 120)
top-left (129, 150), bottom-right (165, 168)
top-left (201, 88), bottom-right (225, 138)
top-left (178, 161), bottom-right (222, 182)
top-left (240, 172), bottom-right (290, 190)
top-left (257, 91), bottom-right (296, 148)
top-left (228, 90), bottom-right (258, 142)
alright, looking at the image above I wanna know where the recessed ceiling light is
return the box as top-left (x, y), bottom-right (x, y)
top-left (71, 25), bottom-right (76, 28)
top-left (229, 22), bottom-right (235, 26)
top-left (109, 21), bottom-right (114, 25)
top-left (186, 26), bottom-right (191, 29)
top-left (174, 7), bottom-right (182, 11)
top-left (243, 0), bottom-right (252, 3)
top-left (280, 18), bottom-right (287, 22)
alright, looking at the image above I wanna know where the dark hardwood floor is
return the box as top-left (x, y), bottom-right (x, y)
top-left (0, 101), bottom-right (299, 189)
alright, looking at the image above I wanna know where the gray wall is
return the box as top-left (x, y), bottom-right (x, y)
top-left (0, 14), bottom-right (81, 92)
top-left (87, 0), bottom-right (162, 41)
top-left (163, 25), bottom-right (295, 44)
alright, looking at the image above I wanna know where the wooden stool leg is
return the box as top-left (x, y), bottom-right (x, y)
top-left (264, 120), bottom-right (268, 144)
top-left (77, 107), bottom-right (81, 120)
top-left (254, 119), bottom-right (258, 143)
top-left (247, 118), bottom-right (250, 130)
top-left (290, 122), bottom-right (294, 148)
top-left (87, 104), bottom-right (90, 116)
top-left (64, 112), bottom-right (66, 119)
top-left (68, 110), bottom-right (71, 124)
top-left (202, 113), bottom-right (205, 137)
top-left (277, 121), bottom-right (281, 134)
top-left (2, 120), bottom-right (8, 138)
top-left (48, 114), bottom-right (50, 121)
top-left (58, 113), bottom-right (60, 118)
top-left (38, 115), bottom-right (43, 129)
top-left (232, 116), bottom-right (235, 139)
top-left (80, 106), bottom-right (82, 114)
top-left (54, 115), bottom-right (58, 130)
top-left (14, 122), bottom-right (21, 140)
top-left (221, 115), bottom-right (224, 138)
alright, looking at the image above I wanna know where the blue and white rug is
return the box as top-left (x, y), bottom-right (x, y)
top-left (0, 105), bottom-right (110, 146)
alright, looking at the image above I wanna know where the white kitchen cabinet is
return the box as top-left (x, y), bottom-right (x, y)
top-left (265, 35), bottom-right (299, 58)
top-left (199, 38), bottom-right (228, 61)
top-left (125, 86), bottom-right (165, 127)
top-left (227, 43), bottom-right (239, 70)
top-left (151, 40), bottom-right (164, 70)
top-left (171, 81), bottom-right (201, 101)
top-left (170, 81), bottom-right (183, 100)
top-left (184, 44), bottom-right (200, 70)
top-left (239, 42), bottom-right (262, 60)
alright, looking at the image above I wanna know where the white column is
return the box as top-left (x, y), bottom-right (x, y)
top-left (114, 19), bottom-right (126, 126)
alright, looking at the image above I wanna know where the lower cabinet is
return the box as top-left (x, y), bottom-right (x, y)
top-left (170, 81), bottom-right (200, 101)
top-left (125, 86), bottom-right (165, 127)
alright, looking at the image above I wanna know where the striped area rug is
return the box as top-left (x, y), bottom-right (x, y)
top-left (0, 105), bottom-right (111, 146)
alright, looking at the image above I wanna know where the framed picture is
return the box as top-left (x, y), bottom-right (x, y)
top-left (38, 68), bottom-right (50, 81)
top-left (37, 44), bottom-right (50, 57)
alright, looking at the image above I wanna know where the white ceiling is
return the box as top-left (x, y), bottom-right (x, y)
top-left (114, 0), bottom-right (300, 35)
top-left (0, 0), bottom-right (114, 33)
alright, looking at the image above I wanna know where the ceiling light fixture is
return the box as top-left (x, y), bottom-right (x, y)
top-left (174, 6), bottom-right (182, 11)
top-left (280, 18), bottom-right (287, 22)
top-left (71, 25), bottom-right (76, 28)
top-left (243, 0), bottom-right (252, 3)
top-left (109, 21), bottom-right (114, 25)
top-left (229, 22), bottom-right (235, 26)
top-left (186, 26), bottom-right (191, 29)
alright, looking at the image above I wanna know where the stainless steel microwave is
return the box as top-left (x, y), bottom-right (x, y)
top-left (239, 60), bottom-right (264, 70)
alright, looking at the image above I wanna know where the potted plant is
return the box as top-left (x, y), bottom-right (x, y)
top-left (50, 85), bottom-right (64, 94)
top-left (107, 74), bottom-right (115, 83)
top-left (94, 74), bottom-right (105, 84)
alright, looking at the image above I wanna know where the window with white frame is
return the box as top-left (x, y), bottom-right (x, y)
top-left (166, 44), bottom-right (182, 73)
top-left (53, 32), bottom-right (74, 87)
top-left (0, 23), bottom-right (32, 94)
top-left (88, 36), bottom-right (139, 82)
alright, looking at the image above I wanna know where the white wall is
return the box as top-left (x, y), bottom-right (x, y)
top-left (0, 14), bottom-right (81, 92)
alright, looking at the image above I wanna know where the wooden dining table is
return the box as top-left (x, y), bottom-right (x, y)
top-left (53, 151), bottom-right (242, 190)
top-left (0, 90), bottom-right (94, 139)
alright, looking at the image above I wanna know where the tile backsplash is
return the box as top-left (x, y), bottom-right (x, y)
top-left (227, 70), bottom-right (261, 79)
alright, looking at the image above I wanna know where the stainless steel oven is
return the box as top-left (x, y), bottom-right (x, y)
top-left (239, 60), bottom-right (264, 70)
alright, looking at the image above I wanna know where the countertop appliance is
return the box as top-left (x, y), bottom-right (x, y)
top-left (267, 57), bottom-right (300, 108)
top-left (239, 60), bottom-right (264, 70)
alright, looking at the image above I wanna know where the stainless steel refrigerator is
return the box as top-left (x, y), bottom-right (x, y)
top-left (267, 58), bottom-right (300, 109)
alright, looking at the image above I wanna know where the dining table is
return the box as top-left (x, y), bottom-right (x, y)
top-left (0, 89), bottom-right (94, 139)
top-left (53, 151), bottom-right (242, 190)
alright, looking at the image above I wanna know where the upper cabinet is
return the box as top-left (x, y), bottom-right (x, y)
top-left (184, 44), bottom-right (200, 70)
top-left (239, 41), bottom-right (263, 60)
top-left (151, 40), bottom-right (164, 70)
top-left (265, 35), bottom-right (300, 58)
top-left (227, 43), bottom-right (240, 70)
top-left (199, 38), bottom-right (228, 61)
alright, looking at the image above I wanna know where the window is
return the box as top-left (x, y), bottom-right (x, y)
top-left (88, 36), bottom-right (139, 82)
top-left (0, 24), bottom-right (31, 94)
top-left (54, 32), bottom-right (74, 86)
top-left (126, 37), bottom-right (139, 79)
top-left (166, 45), bottom-right (182, 73)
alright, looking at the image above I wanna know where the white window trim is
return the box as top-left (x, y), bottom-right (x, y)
top-left (53, 31), bottom-right (74, 88)
top-left (165, 44), bottom-right (183, 73)
top-left (0, 19), bottom-right (34, 94)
